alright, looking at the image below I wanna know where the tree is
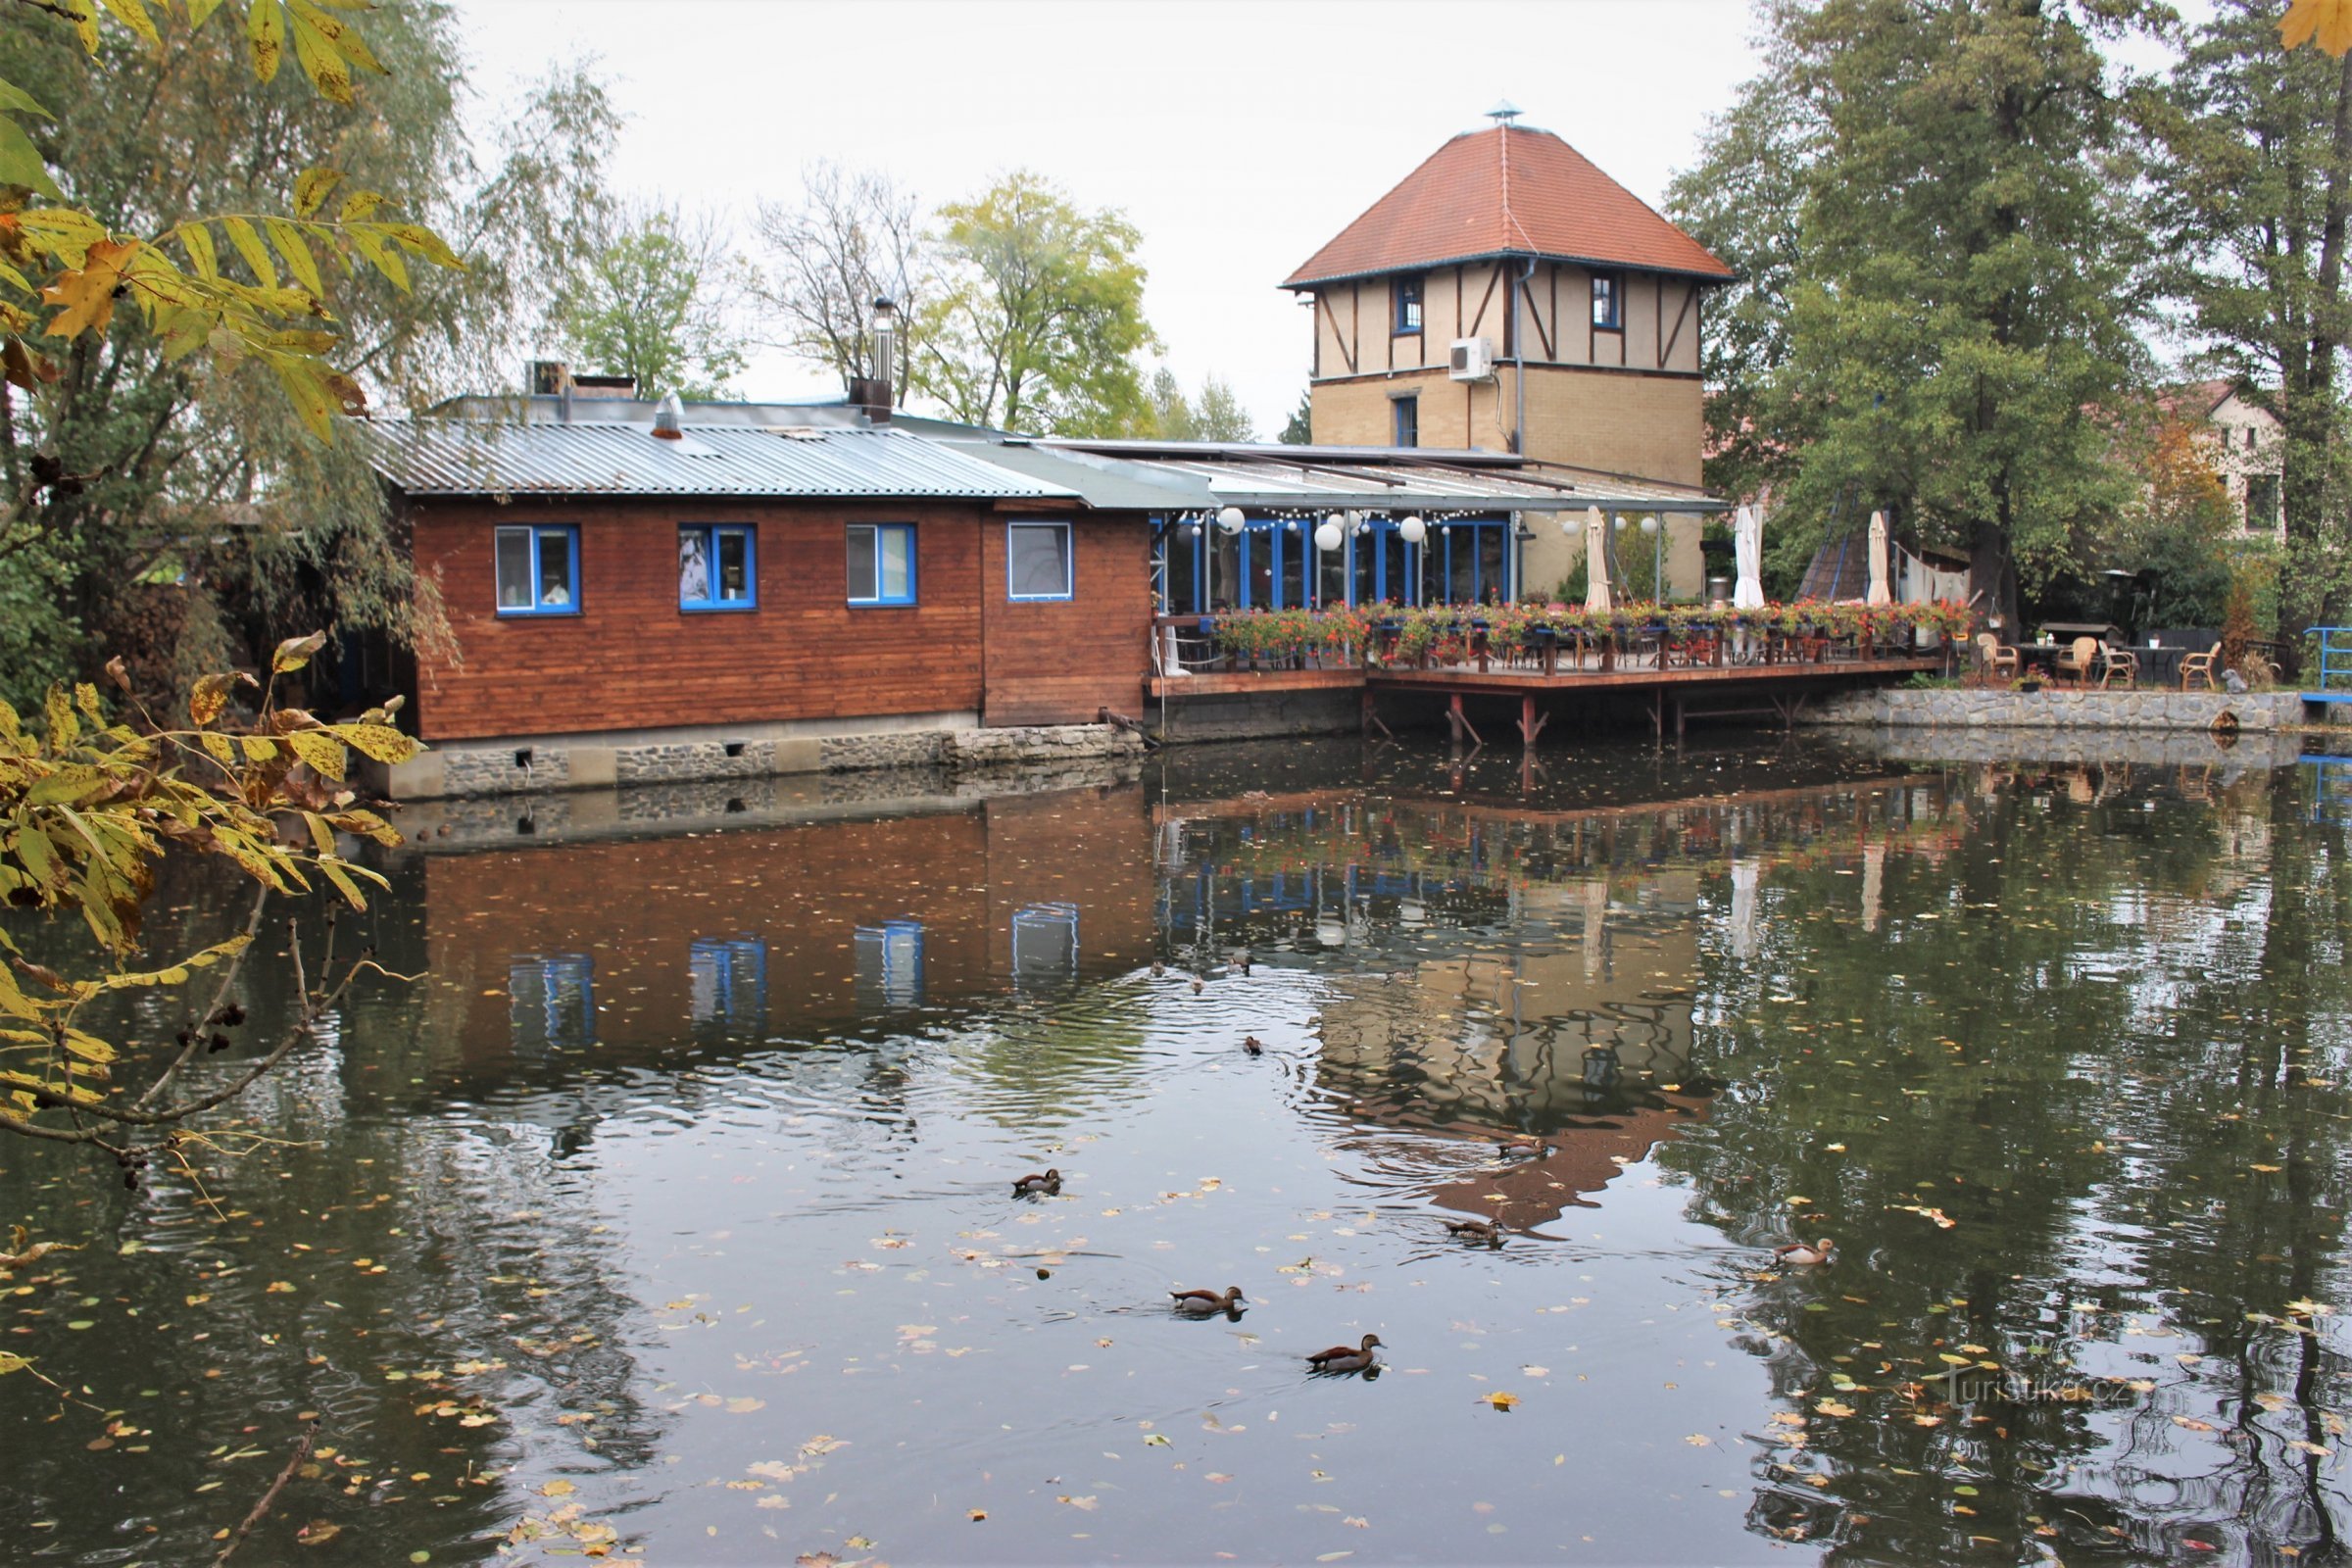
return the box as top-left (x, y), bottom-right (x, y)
top-left (1194, 375), bottom-right (1253, 442)
top-left (2146, 0), bottom-right (2352, 667)
top-left (910, 171), bottom-right (1157, 436)
top-left (551, 203), bottom-right (749, 400)
top-left (750, 160), bottom-right (923, 397)
top-left (0, 5), bottom-right (613, 711)
top-left (1278, 388), bottom-right (1312, 445)
top-left (1673, 0), bottom-right (2154, 629)
top-left (1146, 366), bottom-right (1197, 440)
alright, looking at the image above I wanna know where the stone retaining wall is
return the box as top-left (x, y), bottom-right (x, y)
top-left (1805, 687), bottom-right (2307, 732)
top-left (1151, 688), bottom-right (1362, 743)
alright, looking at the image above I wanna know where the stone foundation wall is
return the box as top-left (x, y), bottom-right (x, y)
top-left (399, 721), bottom-right (1142, 801)
top-left (1152, 688), bottom-right (1362, 743)
top-left (1805, 688), bottom-right (2307, 732)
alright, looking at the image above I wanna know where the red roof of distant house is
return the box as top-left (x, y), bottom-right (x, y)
top-left (1282, 124), bottom-right (1737, 290)
top-left (2154, 378), bottom-right (2242, 420)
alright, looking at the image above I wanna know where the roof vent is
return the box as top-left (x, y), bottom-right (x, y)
top-left (1486, 99), bottom-right (1523, 126)
top-left (652, 391), bottom-right (685, 440)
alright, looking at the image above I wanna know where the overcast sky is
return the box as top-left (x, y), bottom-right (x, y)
top-left (463, 0), bottom-right (1767, 430)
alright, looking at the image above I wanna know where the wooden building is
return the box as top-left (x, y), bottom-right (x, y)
top-left (362, 395), bottom-right (1154, 799)
top-left (1284, 106), bottom-right (1736, 596)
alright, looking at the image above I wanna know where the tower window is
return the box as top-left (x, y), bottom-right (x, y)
top-left (1394, 273), bottom-right (1424, 334)
top-left (1393, 396), bottom-right (1419, 448)
top-left (1592, 271), bottom-right (1623, 330)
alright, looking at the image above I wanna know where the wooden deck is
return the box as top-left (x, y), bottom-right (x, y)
top-left (1146, 656), bottom-right (1943, 743)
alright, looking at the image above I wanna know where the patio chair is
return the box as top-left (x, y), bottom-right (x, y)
top-left (2179, 648), bottom-right (2218, 691)
top-left (2053, 636), bottom-right (2099, 686)
top-left (1975, 632), bottom-right (2018, 680)
top-left (2096, 641), bottom-right (2138, 688)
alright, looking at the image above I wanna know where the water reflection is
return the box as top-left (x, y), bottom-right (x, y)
top-left (3, 734), bottom-right (2350, 1566)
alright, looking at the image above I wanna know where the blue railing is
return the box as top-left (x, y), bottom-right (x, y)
top-left (2314, 628), bottom-right (2352, 692)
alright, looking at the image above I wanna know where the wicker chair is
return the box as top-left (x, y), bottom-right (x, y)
top-left (1975, 632), bottom-right (2019, 680)
top-left (2096, 641), bottom-right (2138, 688)
top-left (2053, 636), bottom-right (2100, 686)
top-left (2179, 648), bottom-right (2219, 691)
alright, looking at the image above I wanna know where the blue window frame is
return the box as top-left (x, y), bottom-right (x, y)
top-left (1393, 395), bottom-right (1419, 448)
top-left (509, 953), bottom-right (595, 1053)
top-left (679, 523), bottom-right (757, 612)
top-left (848, 522), bottom-right (916, 607)
top-left (1591, 271), bottom-right (1623, 330)
top-left (495, 524), bottom-right (580, 615)
top-left (688, 936), bottom-right (766, 1031)
top-left (1007, 519), bottom-right (1074, 601)
top-left (1394, 272), bottom-right (1424, 334)
top-left (855, 920), bottom-right (925, 1010)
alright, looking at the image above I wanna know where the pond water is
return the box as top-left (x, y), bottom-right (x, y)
top-left (5, 732), bottom-right (2352, 1566)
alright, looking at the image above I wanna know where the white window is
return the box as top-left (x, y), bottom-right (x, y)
top-left (495, 525), bottom-right (579, 614)
top-left (1007, 520), bottom-right (1073, 601)
top-left (848, 522), bottom-right (916, 606)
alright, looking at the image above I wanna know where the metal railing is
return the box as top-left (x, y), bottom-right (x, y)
top-left (2311, 627), bottom-right (2352, 691)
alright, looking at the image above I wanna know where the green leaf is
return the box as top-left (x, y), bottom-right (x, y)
top-left (43, 686), bottom-right (76, 748)
top-left (0, 118), bottom-right (60, 200)
top-left (271, 629), bottom-right (327, 671)
top-left (334, 722), bottom-right (418, 764)
top-left (383, 222), bottom-right (463, 270)
top-left (336, 188), bottom-right (385, 222)
top-left (245, 0), bottom-right (284, 83)
top-left (292, 166), bottom-right (343, 220)
top-left (0, 76), bottom-right (54, 121)
top-left (264, 218), bottom-right (321, 296)
top-left (172, 221), bottom-right (217, 279)
top-left (317, 856), bottom-right (368, 910)
top-left (220, 216), bottom-right (275, 289)
top-left (97, 0), bottom-right (163, 47)
top-left (285, 3), bottom-right (351, 103)
top-left (284, 728), bottom-right (347, 782)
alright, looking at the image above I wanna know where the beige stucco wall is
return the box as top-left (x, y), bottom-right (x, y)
top-left (1308, 263), bottom-right (1701, 381)
top-left (2201, 391), bottom-right (2284, 543)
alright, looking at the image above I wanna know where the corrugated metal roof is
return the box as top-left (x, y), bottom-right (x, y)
top-left (363, 419), bottom-right (1077, 500)
top-left (1282, 125), bottom-right (1736, 289)
top-left (1040, 443), bottom-right (1723, 514)
top-left (947, 440), bottom-right (1217, 512)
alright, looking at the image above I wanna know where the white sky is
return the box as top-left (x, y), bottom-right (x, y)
top-left (462, 0), bottom-right (1765, 432)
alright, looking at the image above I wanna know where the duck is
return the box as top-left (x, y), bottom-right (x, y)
top-left (1775, 1238), bottom-right (1835, 1266)
top-left (1495, 1134), bottom-right (1551, 1160)
top-left (1169, 1286), bottom-right (1247, 1316)
top-left (1305, 1333), bottom-right (1384, 1373)
top-left (1191, 977), bottom-right (1205, 995)
top-left (1443, 1216), bottom-right (1503, 1247)
top-left (1242, 1035), bottom-right (1264, 1056)
top-left (1012, 1168), bottom-right (1061, 1198)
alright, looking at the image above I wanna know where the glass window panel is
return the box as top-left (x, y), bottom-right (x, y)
top-left (877, 525), bottom-right (911, 599)
top-left (1246, 531), bottom-right (1273, 609)
top-left (1009, 522), bottom-right (1071, 598)
top-left (1280, 526), bottom-right (1309, 608)
top-left (1447, 527), bottom-right (1477, 604)
top-left (688, 936), bottom-right (765, 1034)
top-left (536, 528), bottom-right (573, 607)
top-left (1207, 530), bottom-right (1239, 611)
top-left (716, 528), bottom-right (751, 602)
top-left (678, 528), bottom-right (710, 605)
top-left (1383, 530), bottom-right (1411, 607)
top-left (855, 920), bottom-right (924, 1010)
top-left (1319, 535), bottom-right (1348, 608)
top-left (496, 527), bottom-right (532, 610)
top-left (846, 524), bottom-right (878, 601)
top-left (1479, 523), bottom-right (1506, 604)
top-left (1352, 533), bottom-right (1378, 606)
top-left (1164, 529), bottom-right (1202, 613)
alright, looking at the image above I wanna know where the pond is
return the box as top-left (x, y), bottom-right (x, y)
top-left (4, 731), bottom-right (2351, 1566)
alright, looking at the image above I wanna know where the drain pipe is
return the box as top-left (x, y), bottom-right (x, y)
top-left (1513, 256), bottom-right (1535, 454)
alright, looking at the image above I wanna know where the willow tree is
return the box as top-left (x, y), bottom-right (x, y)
top-left (0, 0), bottom-right (614, 710)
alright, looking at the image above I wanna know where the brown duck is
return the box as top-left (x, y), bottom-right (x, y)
top-left (1012, 1168), bottom-right (1061, 1198)
top-left (1495, 1134), bottom-right (1551, 1160)
top-left (1169, 1286), bottom-right (1247, 1316)
top-left (1243, 1035), bottom-right (1264, 1056)
top-left (1444, 1216), bottom-right (1503, 1247)
top-left (1305, 1333), bottom-right (1384, 1373)
top-left (1775, 1238), bottom-right (1835, 1266)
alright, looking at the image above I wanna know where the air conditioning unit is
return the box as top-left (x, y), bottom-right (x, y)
top-left (1448, 336), bottom-right (1495, 382)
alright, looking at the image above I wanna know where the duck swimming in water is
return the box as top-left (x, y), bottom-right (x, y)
top-left (1305, 1333), bottom-right (1384, 1373)
top-left (1775, 1238), bottom-right (1835, 1266)
top-left (1169, 1286), bottom-right (1247, 1316)
top-left (1012, 1168), bottom-right (1061, 1198)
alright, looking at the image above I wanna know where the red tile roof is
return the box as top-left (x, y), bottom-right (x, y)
top-left (1282, 124), bottom-right (1736, 289)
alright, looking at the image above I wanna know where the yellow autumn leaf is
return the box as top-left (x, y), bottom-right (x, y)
top-left (41, 237), bottom-right (139, 338)
top-left (539, 1479), bottom-right (574, 1497)
top-left (2282, 0), bottom-right (2352, 54)
top-left (1483, 1391), bottom-right (1520, 1410)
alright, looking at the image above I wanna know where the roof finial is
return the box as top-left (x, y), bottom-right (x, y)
top-left (1486, 99), bottom-right (1522, 126)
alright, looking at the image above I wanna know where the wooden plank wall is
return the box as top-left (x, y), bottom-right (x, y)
top-left (979, 514), bottom-right (1154, 727)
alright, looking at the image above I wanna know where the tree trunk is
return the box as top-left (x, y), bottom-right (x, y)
top-left (2278, 48), bottom-right (2352, 678)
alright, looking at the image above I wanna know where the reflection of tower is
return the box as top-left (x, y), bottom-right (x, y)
top-left (1582, 878), bottom-right (1610, 981)
top-left (1729, 858), bottom-right (1760, 961)
top-left (1860, 841), bottom-right (1886, 935)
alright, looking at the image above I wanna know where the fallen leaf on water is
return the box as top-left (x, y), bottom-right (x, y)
top-left (1056, 1495), bottom-right (1098, 1510)
top-left (1684, 1434), bottom-right (1711, 1446)
top-left (725, 1397), bottom-right (765, 1413)
top-left (1483, 1392), bottom-right (1520, 1411)
top-left (2175, 1415), bottom-right (2217, 1433)
top-left (1144, 1434), bottom-right (1172, 1446)
top-left (758, 1494), bottom-right (790, 1509)
top-left (796, 1555), bottom-right (838, 1568)
top-left (845, 1537), bottom-right (876, 1550)
top-left (969, 1508), bottom-right (987, 1521)
top-left (296, 1521), bottom-right (341, 1546)
top-left (1814, 1400), bottom-right (1855, 1418)
top-left (540, 1480), bottom-right (575, 1497)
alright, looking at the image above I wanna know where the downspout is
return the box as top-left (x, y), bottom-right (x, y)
top-left (1512, 256), bottom-right (1536, 599)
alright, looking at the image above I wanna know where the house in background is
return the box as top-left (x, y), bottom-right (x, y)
top-left (2160, 378), bottom-right (2284, 541)
top-left (1283, 104), bottom-right (1737, 597)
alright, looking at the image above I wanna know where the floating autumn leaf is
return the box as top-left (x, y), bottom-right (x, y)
top-left (725, 1397), bottom-right (765, 1413)
top-left (1814, 1399), bottom-right (1856, 1417)
top-left (1482, 1391), bottom-right (1520, 1411)
top-left (540, 1479), bottom-right (575, 1497)
top-left (295, 1520), bottom-right (341, 1546)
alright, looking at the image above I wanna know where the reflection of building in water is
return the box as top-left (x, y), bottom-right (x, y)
top-left (1422, 1093), bottom-right (1714, 1229)
top-left (399, 784), bottom-right (1155, 1091)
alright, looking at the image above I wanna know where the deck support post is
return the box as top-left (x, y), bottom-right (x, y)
top-left (1361, 688), bottom-right (1394, 741)
top-left (1447, 693), bottom-right (1484, 748)
top-left (1517, 695), bottom-right (1548, 748)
